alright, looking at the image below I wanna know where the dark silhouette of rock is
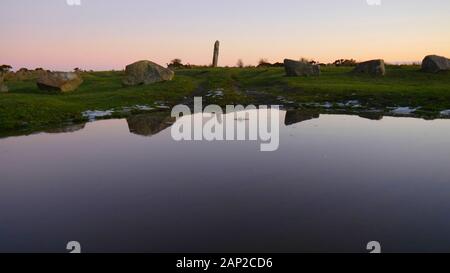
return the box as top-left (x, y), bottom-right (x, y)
top-left (421, 55), bottom-right (450, 73)
top-left (284, 59), bottom-right (320, 77)
top-left (37, 71), bottom-right (83, 92)
top-left (352, 59), bottom-right (386, 76)
top-left (358, 112), bottom-right (384, 121)
top-left (285, 110), bottom-right (320, 125)
top-left (127, 112), bottom-right (175, 136)
top-left (122, 60), bottom-right (174, 86)
top-left (212, 41), bottom-right (220, 67)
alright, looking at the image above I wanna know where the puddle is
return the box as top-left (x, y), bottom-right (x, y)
top-left (277, 96), bottom-right (295, 104)
top-left (82, 110), bottom-right (114, 121)
top-left (83, 105), bottom-right (157, 121)
top-left (440, 110), bottom-right (450, 116)
top-left (336, 100), bottom-right (362, 108)
top-left (390, 107), bottom-right (419, 115)
top-left (2, 111), bottom-right (450, 252)
top-left (206, 89), bottom-right (224, 98)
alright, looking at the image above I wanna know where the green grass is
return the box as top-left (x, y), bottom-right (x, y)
top-left (1, 66), bottom-right (450, 136)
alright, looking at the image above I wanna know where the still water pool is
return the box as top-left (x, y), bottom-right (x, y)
top-left (1, 110), bottom-right (450, 253)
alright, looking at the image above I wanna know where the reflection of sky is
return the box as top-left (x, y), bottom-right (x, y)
top-left (1, 113), bottom-right (450, 252)
top-left (1, 0), bottom-right (450, 70)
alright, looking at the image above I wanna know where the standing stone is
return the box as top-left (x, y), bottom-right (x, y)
top-left (212, 40), bottom-right (220, 67)
top-left (37, 71), bottom-right (83, 92)
top-left (352, 59), bottom-right (386, 76)
top-left (421, 55), bottom-right (450, 73)
top-left (284, 59), bottom-right (321, 77)
top-left (122, 60), bottom-right (174, 86)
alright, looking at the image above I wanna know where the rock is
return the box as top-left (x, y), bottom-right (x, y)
top-left (0, 84), bottom-right (7, 92)
top-left (13, 68), bottom-right (48, 81)
top-left (352, 59), bottom-right (386, 76)
top-left (284, 59), bottom-right (321, 77)
top-left (421, 55), bottom-right (450, 73)
top-left (0, 84), bottom-right (8, 92)
top-left (37, 71), bottom-right (83, 92)
top-left (15, 68), bottom-right (33, 80)
top-left (34, 68), bottom-right (48, 78)
top-left (4, 71), bottom-right (15, 80)
top-left (0, 73), bottom-right (8, 92)
top-left (122, 60), bottom-right (174, 86)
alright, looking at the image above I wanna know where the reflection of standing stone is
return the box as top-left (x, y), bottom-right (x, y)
top-left (212, 41), bottom-right (220, 67)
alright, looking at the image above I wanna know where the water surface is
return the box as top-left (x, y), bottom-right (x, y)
top-left (1, 110), bottom-right (450, 253)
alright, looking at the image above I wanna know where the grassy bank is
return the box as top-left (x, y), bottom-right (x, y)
top-left (1, 66), bottom-right (449, 136)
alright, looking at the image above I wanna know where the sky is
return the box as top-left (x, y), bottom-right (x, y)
top-left (1, 0), bottom-right (450, 71)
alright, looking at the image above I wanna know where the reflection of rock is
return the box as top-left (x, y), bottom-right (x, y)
top-left (358, 112), bottom-right (384, 121)
top-left (284, 59), bottom-right (320, 77)
top-left (421, 55), bottom-right (450, 73)
top-left (45, 123), bottom-right (86, 134)
top-left (352, 59), bottom-right (386, 76)
top-left (37, 71), bottom-right (83, 92)
top-left (46, 123), bottom-right (86, 134)
top-left (122, 60), bottom-right (174, 86)
top-left (285, 110), bottom-right (320, 125)
top-left (127, 112), bottom-right (175, 136)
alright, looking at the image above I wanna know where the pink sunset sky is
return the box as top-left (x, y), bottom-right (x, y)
top-left (1, 0), bottom-right (450, 71)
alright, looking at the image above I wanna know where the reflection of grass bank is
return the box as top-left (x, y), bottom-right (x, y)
top-left (1, 66), bottom-right (450, 136)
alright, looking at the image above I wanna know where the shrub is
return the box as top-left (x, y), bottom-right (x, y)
top-left (237, 59), bottom-right (244, 68)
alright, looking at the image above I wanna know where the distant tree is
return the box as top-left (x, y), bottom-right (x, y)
top-left (333, 59), bottom-right (357, 67)
top-left (258, 58), bottom-right (272, 67)
top-left (299, 57), bottom-right (310, 63)
top-left (168, 58), bottom-right (184, 69)
top-left (237, 59), bottom-right (244, 68)
top-left (0, 65), bottom-right (12, 73)
top-left (272, 62), bottom-right (284, 67)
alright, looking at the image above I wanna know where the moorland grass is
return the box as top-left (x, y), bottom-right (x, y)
top-left (1, 66), bottom-right (449, 136)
